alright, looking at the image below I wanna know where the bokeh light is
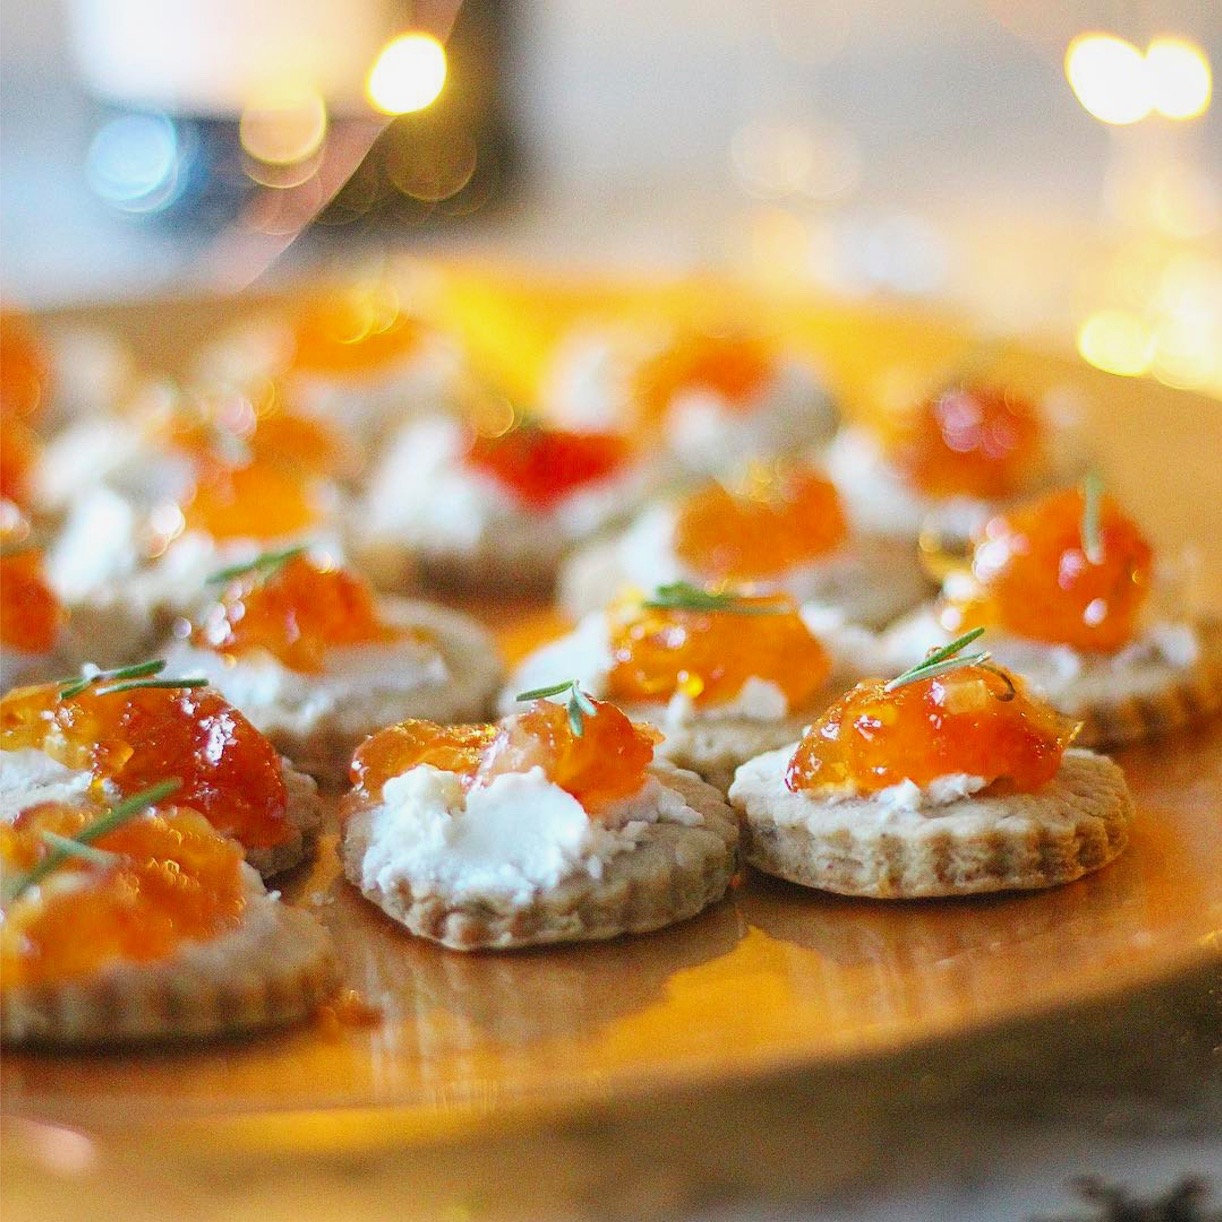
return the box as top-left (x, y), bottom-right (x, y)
top-left (366, 33), bottom-right (447, 116)
top-left (1077, 309), bottom-right (1154, 376)
top-left (239, 89), bottom-right (328, 167)
top-left (86, 113), bottom-right (185, 213)
top-left (1146, 37), bottom-right (1212, 120)
top-left (1065, 34), bottom-right (1152, 125)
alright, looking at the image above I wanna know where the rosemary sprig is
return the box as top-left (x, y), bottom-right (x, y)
top-left (642, 582), bottom-right (785, 616)
top-left (206, 544), bottom-right (309, 586)
top-left (60, 660), bottom-right (163, 699)
top-left (515, 678), bottom-right (598, 738)
top-left (3, 778), bottom-right (182, 904)
top-left (59, 660), bottom-right (207, 700)
top-left (1081, 471), bottom-right (1104, 565)
top-left (884, 627), bottom-right (989, 692)
top-left (37, 831), bottom-right (120, 869)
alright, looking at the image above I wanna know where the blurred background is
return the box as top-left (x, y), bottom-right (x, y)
top-left (1, 0), bottom-right (1220, 397)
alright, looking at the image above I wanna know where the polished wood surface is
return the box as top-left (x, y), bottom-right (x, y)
top-left (4, 278), bottom-right (1220, 1145)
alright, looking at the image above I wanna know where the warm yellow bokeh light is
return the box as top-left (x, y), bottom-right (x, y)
top-left (239, 89), bottom-right (328, 166)
top-left (366, 33), bottom-right (447, 115)
top-left (1077, 309), bottom-right (1155, 377)
top-left (1146, 37), bottom-right (1212, 120)
top-left (1066, 34), bottom-right (1152, 124)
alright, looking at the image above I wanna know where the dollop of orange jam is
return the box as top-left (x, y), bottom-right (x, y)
top-left (0, 801), bottom-right (246, 987)
top-left (674, 466), bottom-right (849, 580)
top-left (0, 415), bottom-right (39, 507)
top-left (348, 700), bottom-right (658, 816)
top-left (466, 424), bottom-right (630, 510)
top-left (891, 383), bottom-right (1043, 500)
top-left (184, 458), bottom-right (320, 540)
top-left (606, 593), bottom-right (830, 710)
top-left (0, 309), bottom-right (49, 423)
top-left (290, 286), bottom-right (422, 376)
top-left (0, 684), bottom-right (291, 850)
top-left (633, 331), bottom-right (775, 424)
top-left (0, 547), bottom-right (62, 654)
top-left (941, 487), bottom-right (1153, 653)
top-left (785, 663), bottom-right (1075, 795)
top-left (195, 554), bottom-right (404, 673)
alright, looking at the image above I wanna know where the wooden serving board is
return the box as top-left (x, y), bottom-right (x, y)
top-left (2, 275), bottom-right (1220, 1146)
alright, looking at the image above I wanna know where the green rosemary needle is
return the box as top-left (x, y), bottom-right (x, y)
top-left (883, 627), bottom-right (989, 692)
top-left (3, 778), bottom-right (182, 904)
top-left (642, 582), bottom-right (785, 616)
top-left (515, 678), bottom-right (598, 738)
top-left (59, 660), bottom-right (207, 701)
top-left (1081, 471), bottom-right (1104, 565)
top-left (206, 544), bottom-right (309, 586)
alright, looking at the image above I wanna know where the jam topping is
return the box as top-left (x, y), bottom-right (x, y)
top-left (289, 285), bottom-right (422, 375)
top-left (348, 696), bottom-right (658, 816)
top-left (891, 383), bottom-right (1043, 500)
top-left (166, 388), bottom-right (353, 482)
top-left (633, 331), bottom-right (775, 424)
top-left (466, 422), bottom-right (630, 511)
top-left (195, 553), bottom-right (405, 673)
top-left (183, 458), bottom-right (321, 541)
top-left (941, 485), bottom-right (1153, 653)
top-left (0, 681), bottom-right (291, 849)
top-left (0, 416), bottom-right (39, 508)
top-left (0, 309), bottom-right (49, 423)
top-left (606, 589), bottom-right (830, 711)
top-left (673, 466), bottom-right (849, 580)
top-left (1, 507), bottom-right (62, 655)
top-left (0, 801), bottom-right (246, 987)
top-left (786, 661), bottom-right (1075, 796)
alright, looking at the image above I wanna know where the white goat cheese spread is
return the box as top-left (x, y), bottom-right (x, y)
top-left (0, 748), bottom-right (96, 822)
top-left (884, 605), bottom-right (1201, 707)
top-left (359, 765), bottom-right (703, 905)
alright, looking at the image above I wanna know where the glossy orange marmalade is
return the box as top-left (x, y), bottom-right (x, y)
top-left (0, 415), bottom-right (39, 507)
top-left (0, 683), bottom-right (291, 849)
top-left (941, 487), bottom-right (1153, 653)
top-left (349, 700), bottom-right (658, 815)
top-left (673, 467), bottom-right (849, 580)
top-left (606, 593), bottom-right (830, 710)
top-left (184, 458), bottom-right (320, 540)
top-left (786, 663), bottom-right (1075, 795)
top-left (0, 309), bottom-right (49, 422)
top-left (466, 424), bottom-right (629, 510)
top-left (166, 391), bottom-right (352, 482)
top-left (633, 331), bottom-right (775, 424)
top-left (891, 383), bottom-right (1043, 499)
top-left (196, 554), bottom-right (404, 673)
top-left (0, 547), bottom-right (62, 654)
top-left (290, 287), bottom-right (422, 375)
top-left (0, 802), bottom-right (246, 986)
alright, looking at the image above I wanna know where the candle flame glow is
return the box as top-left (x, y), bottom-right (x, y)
top-left (366, 33), bottom-right (447, 116)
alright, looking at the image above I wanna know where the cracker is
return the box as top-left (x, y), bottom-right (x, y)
top-left (342, 763), bottom-right (740, 950)
top-left (250, 599), bottom-right (504, 787)
top-left (1, 889), bottom-right (339, 1047)
top-left (729, 747), bottom-right (1134, 898)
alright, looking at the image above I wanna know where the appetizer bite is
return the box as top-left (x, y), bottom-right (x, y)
top-left (356, 411), bottom-right (656, 592)
top-left (0, 662), bottom-right (324, 876)
top-left (1, 503), bottom-right (70, 689)
top-left (504, 584), bottom-right (863, 790)
top-left (729, 631), bottom-right (1135, 897)
top-left (823, 378), bottom-right (1064, 544)
top-left (196, 277), bottom-right (464, 452)
top-left (1, 780), bottom-right (338, 1046)
top-left (560, 460), bottom-right (930, 625)
top-left (341, 683), bottom-right (739, 950)
top-left (548, 322), bottom-right (837, 474)
top-left (885, 478), bottom-right (1220, 746)
top-left (163, 546), bottom-right (502, 785)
